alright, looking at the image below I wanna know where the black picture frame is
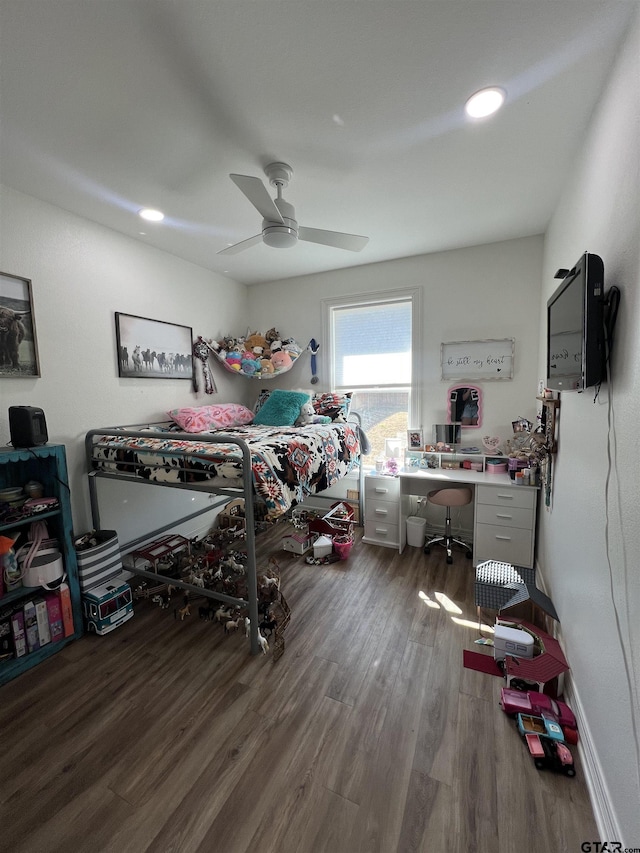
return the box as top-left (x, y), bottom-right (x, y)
top-left (115, 312), bottom-right (193, 380)
top-left (0, 271), bottom-right (41, 377)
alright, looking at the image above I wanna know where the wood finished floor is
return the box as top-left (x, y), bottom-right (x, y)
top-left (0, 525), bottom-right (599, 853)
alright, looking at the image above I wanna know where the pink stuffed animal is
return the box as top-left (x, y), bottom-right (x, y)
top-left (271, 350), bottom-right (292, 371)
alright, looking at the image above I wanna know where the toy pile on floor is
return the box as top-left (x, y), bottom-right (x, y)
top-left (282, 502), bottom-right (355, 564)
top-left (128, 510), bottom-right (290, 659)
top-left (465, 626), bottom-right (579, 777)
top-left (206, 327), bottom-right (303, 377)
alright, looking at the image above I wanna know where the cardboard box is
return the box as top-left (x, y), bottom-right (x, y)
top-left (46, 592), bottom-right (64, 643)
top-left (282, 532), bottom-right (316, 555)
top-left (35, 598), bottom-right (51, 646)
top-left (11, 609), bottom-right (26, 658)
top-left (0, 606), bottom-right (14, 661)
top-left (23, 600), bottom-right (40, 653)
top-left (58, 583), bottom-right (75, 637)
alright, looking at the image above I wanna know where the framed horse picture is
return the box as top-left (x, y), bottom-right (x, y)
top-left (0, 271), bottom-right (41, 377)
top-left (115, 313), bottom-right (193, 380)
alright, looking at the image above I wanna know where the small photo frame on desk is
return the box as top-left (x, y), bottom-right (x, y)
top-left (407, 429), bottom-right (424, 450)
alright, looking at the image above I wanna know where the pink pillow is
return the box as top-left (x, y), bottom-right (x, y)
top-left (167, 404), bottom-right (254, 433)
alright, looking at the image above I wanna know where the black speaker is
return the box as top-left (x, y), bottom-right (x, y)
top-left (8, 406), bottom-right (48, 448)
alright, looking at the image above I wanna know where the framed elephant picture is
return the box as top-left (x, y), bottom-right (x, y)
top-left (0, 271), bottom-right (40, 377)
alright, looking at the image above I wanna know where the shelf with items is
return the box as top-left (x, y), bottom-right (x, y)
top-left (0, 445), bottom-right (83, 686)
top-left (404, 450), bottom-right (488, 472)
top-left (536, 396), bottom-right (560, 454)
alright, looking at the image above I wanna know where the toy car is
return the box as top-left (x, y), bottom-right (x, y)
top-left (516, 713), bottom-right (576, 777)
top-left (500, 687), bottom-right (579, 743)
top-left (516, 712), bottom-right (564, 742)
top-left (524, 732), bottom-right (576, 777)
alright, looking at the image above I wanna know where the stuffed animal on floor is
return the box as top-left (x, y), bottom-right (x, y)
top-left (295, 402), bottom-right (331, 426)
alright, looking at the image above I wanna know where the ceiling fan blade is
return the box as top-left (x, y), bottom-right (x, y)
top-left (230, 174), bottom-right (284, 223)
top-left (298, 226), bottom-right (369, 252)
top-left (217, 233), bottom-right (263, 255)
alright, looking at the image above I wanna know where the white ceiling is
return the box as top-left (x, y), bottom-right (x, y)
top-left (0, 1), bottom-right (635, 285)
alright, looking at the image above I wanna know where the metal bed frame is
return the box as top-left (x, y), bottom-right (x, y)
top-left (85, 420), bottom-right (364, 655)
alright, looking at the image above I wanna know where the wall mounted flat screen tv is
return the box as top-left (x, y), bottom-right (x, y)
top-left (546, 252), bottom-right (605, 392)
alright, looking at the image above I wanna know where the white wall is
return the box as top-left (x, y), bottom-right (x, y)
top-left (245, 237), bottom-right (543, 541)
top-left (246, 235), bottom-right (544, 439)
top-left (538, 11), bottom-right (640, 845)
top-left (0, 186), bottom-right (249, 536)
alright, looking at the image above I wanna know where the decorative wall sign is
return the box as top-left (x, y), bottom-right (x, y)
top-left (115, 312), bottom-right (194, 379)
top-left (0, 271), bottom-right (40, 377)
top-left (441, 338), bottom-right (514, 381)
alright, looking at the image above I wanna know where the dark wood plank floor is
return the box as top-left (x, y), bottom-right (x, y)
top-left (0, 525), bottom-right (599, 853)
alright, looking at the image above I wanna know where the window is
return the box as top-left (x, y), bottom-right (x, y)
top-left (323, 288), bottom-right (421, 461)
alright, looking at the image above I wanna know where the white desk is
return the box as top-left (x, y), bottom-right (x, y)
top-left (398, 468), bottom-right (539, 566)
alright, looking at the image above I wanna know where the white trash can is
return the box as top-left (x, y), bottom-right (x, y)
top-left (406, 516), bottom-right (426, 547)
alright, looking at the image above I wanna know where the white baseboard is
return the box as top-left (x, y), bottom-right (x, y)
top-left (564, 677), bottom-right (623, 844)
top-left (535, 561), bottom-right (622, 844)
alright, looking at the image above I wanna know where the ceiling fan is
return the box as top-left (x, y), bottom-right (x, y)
top-left (217, 162), bottom-right (369, 255)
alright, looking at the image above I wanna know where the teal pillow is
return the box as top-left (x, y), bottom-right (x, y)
top-left (253, 389), bottom-right (310, 426)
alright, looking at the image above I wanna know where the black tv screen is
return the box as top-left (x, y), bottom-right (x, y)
top-left (546, 252), bottom-right (605, 392)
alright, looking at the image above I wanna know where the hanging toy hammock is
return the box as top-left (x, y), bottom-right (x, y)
top-left (192, 336), bottom-right (217, 395)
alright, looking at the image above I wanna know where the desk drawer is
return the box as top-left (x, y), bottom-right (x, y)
top-left (475, 504), bottom-right (534, 530)
top-left (476, 484), bottom-right (536, 510)
top-left (474, 523), bottom-right (533, 567)
top-left (363, 521), bottom-right (399, 546)
top-left (365, 498), bottom-right (399, 524)
top-left (365, 477), bottom-right (400, 503)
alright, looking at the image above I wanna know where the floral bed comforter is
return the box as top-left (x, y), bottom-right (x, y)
top-left (89, 423), bottom-right (360, 518)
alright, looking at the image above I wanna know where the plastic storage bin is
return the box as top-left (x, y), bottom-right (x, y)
top-left (313, 535), bottom-right (333, 558)
top-left (406, 516), bottom-right (426, 547)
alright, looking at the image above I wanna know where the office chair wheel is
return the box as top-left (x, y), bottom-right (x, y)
top-left (446, 555), bottom-right (453, 565)
top-left (466, 551), bottom-right (472, 559)
top-left (424, 546), bottom-right (431, 555)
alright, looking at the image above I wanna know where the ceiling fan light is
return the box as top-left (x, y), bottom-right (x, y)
top-left (465, 87), bottom-right (505, 118)
top-left (263, 224), bottom-right (298, 248)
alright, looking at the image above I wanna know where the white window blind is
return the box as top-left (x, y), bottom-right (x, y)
top-left (332, 298), bottom-right (412, 389)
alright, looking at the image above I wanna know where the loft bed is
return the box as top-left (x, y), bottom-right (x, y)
top-left (84, 418), bottom-right (363, 654)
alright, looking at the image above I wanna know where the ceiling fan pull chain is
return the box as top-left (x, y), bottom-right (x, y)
top-left (308, 338), bottom-right (320, 384)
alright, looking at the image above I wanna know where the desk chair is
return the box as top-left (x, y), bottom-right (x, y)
top-left (424, 486), bottom-right (473, 564)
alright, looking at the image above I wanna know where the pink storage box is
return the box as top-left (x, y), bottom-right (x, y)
top-left (486, 459), bottom-right (508, 473)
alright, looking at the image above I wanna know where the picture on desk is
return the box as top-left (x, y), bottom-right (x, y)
top-left (448, 384), bottom-right (482, 427)
top-left (407, 429), bottom-right (424, 449)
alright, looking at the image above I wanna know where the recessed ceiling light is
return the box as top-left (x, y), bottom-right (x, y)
top-left (465, 87), bottom-right (506, 118)
top-left (138, 208), bottom-right (165, 222)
